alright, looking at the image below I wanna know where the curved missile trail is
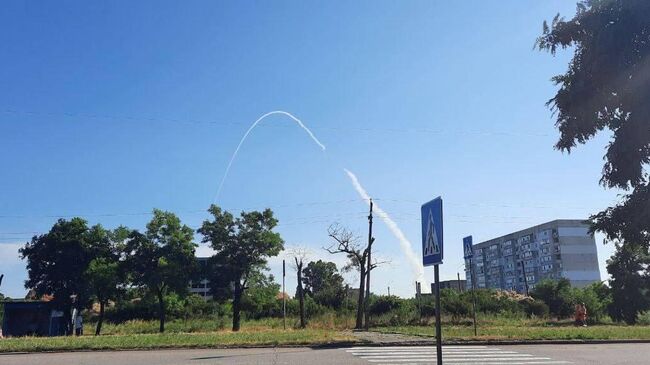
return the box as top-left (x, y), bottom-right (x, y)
top-left (214, 111), bottom-right (326, 201)
top-left (344, 168), bottom-right (426, 285)
top-left (213, 110), bottom-right (425, 285)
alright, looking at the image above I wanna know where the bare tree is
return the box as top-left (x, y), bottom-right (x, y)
top-left (325, 224), bottom-right (369, 329)
top-left (287, 247), bottom-right (310, 329)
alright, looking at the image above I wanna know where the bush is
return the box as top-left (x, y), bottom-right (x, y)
top-left (370, 296), bottom-right (403, 316)
top-left (521, 299), bottom-right (549, 317)
top-left (441, 289), bottom-right (471, 322)
top-left (531, 279), bottom-right (575, 318)
top-left (637, 310), bottom-right (650, 325)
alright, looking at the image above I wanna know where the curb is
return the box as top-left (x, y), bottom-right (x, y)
top-left (360, 331), bottom-right (650, 346)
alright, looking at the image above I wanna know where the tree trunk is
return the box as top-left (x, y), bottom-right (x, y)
top-left (355, 264), bottom-right (366, 329)
top-left (157, 290), bottom-right (165, 333)
top-left (297, 266), bottom-right (306, 328)
top-left (95, 299), bottom-right (105, 336)
top-left (64, 305), bottom-right (73, 336)
top-left (232, 281), bottom-right (242, 332)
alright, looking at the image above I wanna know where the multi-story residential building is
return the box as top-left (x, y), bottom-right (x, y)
top-left (465, 220), bottom-right (601, 293)
top-left (188, 257), bottom-right (212, 300)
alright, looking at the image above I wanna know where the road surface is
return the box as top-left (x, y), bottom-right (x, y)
top-left (1, 343), bottom-right (649, 364)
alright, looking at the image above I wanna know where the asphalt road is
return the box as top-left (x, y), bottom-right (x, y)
top-left (1, 343), bottom-right (649, 365)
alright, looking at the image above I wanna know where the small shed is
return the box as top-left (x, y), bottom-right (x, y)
top-left (1, 301), bottom-right (67, 337)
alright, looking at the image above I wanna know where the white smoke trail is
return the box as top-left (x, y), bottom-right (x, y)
top-left (215, 111), bottom-right (326, 201)
top-left (343, 168), bottom-right (426, 285)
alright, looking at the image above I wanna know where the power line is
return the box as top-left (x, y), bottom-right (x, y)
top-left (1, 108), bottom-right (551, 138)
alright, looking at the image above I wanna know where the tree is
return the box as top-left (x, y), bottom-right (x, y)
top-left (20, 218), bottom-right (93, 335)
top-left (198, 205), bottom-right (284, 331)
top-left (326, 224), bottom-right (370, 329)
top-left (286, 247), bottom-right (309, 328)
top-left (84, 226), bottom-right (129, 335)
top-left (294, 256), bottom-right (306, 328)
top-left (538, 0), bottom-right (650, 321)
top-left (240, 272), bottom-right (281, 319)
top-left (302, 260), bottom-right (346, 309)
top-left (124, 209), bottom-right (197, 333)
top-left (606, 243), bottom-right (650, 323)
top-left (530, 278), bottom-right (575, 318)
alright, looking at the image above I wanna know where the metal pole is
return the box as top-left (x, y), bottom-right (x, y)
top-left (282, 259), bottom-right (286, 330)
top-left (470, 258), bottom-right (478, 336)
top-left (434, 264), bottom-right (443, 365)
top-left (364, 199), bottom-right (374, 331)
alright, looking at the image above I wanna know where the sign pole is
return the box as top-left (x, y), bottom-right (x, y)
top-left (434, 264), bottom-right (442, 364)
top-left (421, 197), bottom-right (444, 365)
top-left (463, 235), bottom-right (478, 337)
top-left (470, 257), bottom-right (478, 336)
top-left (282, 259), bottom-right (286, 330)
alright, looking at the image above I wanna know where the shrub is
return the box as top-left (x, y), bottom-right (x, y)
top-left (370, 296), bottom-right (403, 316)
top-left (521, 299), bottom-right (549, 317)
top-left (530, 279), bottom-right (575, 318)
top-left (637, 310), bottom-right (650, 325)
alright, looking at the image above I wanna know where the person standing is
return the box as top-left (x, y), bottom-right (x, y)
top-left (575, 303), bottom-right (587, 327)
top-left (72, 307), bottom-right (83, 336)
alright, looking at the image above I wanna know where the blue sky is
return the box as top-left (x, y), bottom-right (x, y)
top-left (0, 1), bottom-right (619, 298)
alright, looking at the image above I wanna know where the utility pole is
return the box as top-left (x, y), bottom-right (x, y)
top-left (364, 199), bottom-right (374, 331)
top-left (457, 272), bottom-right (462, 292)
top-left (388, 286), bottom-right (390, 296)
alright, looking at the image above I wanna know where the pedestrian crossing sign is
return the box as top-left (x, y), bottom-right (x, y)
top-left (421, 197), bottom-right (443, 266)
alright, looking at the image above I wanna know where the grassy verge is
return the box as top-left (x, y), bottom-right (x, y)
top-left (0, 329), bottom-right (357, 353)
top-left (85, 314), bottom-right (356, 335)
top-left (375, 322), bottom-right (650, 341)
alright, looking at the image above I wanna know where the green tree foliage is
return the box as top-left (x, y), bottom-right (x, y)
top-left (302, 260), bottom-right (346, 309)
top-left (124, 209), bottom-right (197, 333)
top-left (84, 226), bottom-right (129, 335)
top-left (198, 205), bottom-right (284, 331)
top-left (538, 0), bottom-right (650, 321)
top-left (20, 218), bottom-right (93, 334)
top-left (606, 244), bottom-right (650, 323)
top-left (530, 279), bottom-right (575, 318)
top-left (241, 272), bottom-right (281, 319)
top-left (440, 289), bottom-right (471, 323)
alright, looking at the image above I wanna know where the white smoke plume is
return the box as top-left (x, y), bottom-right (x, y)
top-left (215, 111), bottom-right (326, 201)
top-left (343, 168), bottom-right (426, 285)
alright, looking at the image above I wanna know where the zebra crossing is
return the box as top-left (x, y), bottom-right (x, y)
top-left (344, 346), bottom-right (572, 364)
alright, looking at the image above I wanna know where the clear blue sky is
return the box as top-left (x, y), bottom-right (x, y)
top-left (0, 1), bottom-right (619, 298)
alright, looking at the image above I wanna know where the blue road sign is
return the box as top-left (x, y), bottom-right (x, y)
top-left (421, 197), bottom-right (443, 266)
top-left (463, 236), bottom-right (473, 259)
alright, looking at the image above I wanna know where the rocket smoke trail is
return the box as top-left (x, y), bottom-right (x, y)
top-left (214, 111), bottom-right (326, 201)
top-left (344, 169), bottom-right (426, 285)
top-left (214, 110), bottom-right (425, 285)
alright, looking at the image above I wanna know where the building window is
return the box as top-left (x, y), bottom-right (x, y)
top-left (526, 275), bottom-right (536, 282)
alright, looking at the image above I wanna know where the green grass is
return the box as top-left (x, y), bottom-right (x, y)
top-left (375, 318), bottom-right (650, 341)
top-left (85, 314), bottom-right (356, 335)
top-left (0, 329), bottom-right (357, 353)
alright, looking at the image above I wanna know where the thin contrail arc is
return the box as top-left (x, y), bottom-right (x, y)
top-left (343, 168), bottom-right (427, 285)
top-left (214, 111), bottom-right (326, 201)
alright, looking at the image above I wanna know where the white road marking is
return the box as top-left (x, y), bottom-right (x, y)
top-left (344, 346), bottom-right (572, 364)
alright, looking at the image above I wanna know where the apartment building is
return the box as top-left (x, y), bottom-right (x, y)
top-left (188, 257), bottom-right (212, 300)
top-left (465, 220), bottom-right (601, 293)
